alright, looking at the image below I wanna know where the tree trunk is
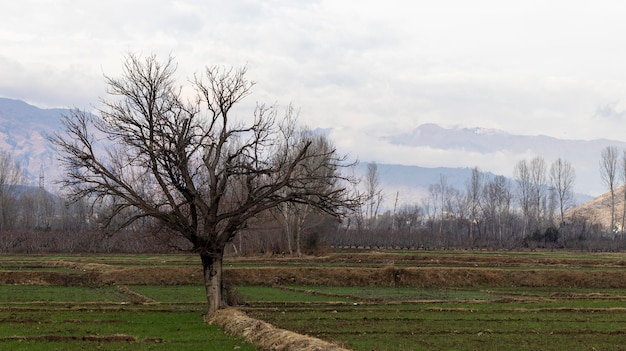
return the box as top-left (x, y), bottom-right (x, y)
top-left (295, 225), bottom-right (302, 257)
top-left (200, 252), bottom-right (225, 315)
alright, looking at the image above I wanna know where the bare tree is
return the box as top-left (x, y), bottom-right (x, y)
top-left (466, 167), bottom-right (483, 243)
top-left (272, 129), bottom-right (343, 256)
top-left (529, 156), bottom-right (548, 228)
top-left (446, 186), bottom-right (467, 246)
top-left (514, 159), bottom-right (532, 238)
top-left (549, 158), bottom-right (575, 227)
top-left (600, 146), bottom-right (619, 233)
top-left (437, 174), bottom-right (449, 237)
top-left (0, 151), bottom-right (26, 231)
top-left (395, 203), bottom-right (422, 234)
top-left (515, 156), bottom-right (548, 238)
top-left (50, 53), bottom-right (358, 314)
top-left (620, 150), bottom-right (626, 236)
top-left (364, 162), bottom-right (383, 229)
top-left (482, 175), bottom-right (512, 247)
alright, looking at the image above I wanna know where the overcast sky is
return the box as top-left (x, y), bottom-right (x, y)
top-left (3, 1), bottom-right (626, 192)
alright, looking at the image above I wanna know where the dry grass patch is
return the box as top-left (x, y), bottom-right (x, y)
top-left (208, 308), bottom-right (351, 351)
top-left (99, 266), bottom-right (202, 285)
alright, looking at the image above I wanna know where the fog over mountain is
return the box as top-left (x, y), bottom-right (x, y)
top-left (380, 123), bottom-right (626, 199)
top-left (0, 97), bottom-right (618, 205)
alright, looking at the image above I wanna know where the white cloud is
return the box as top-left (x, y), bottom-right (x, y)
top-left (3, 0), bottom-right (626, 188)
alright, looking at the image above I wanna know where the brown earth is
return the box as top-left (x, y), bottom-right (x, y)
top-left (566, 184), bottom-right (626, 230)
top-left (2, 253), bottom-right (626, 289)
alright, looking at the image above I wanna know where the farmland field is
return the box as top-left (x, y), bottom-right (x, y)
top-left (2, 250), bottom-right (626, 350)
top-left (0, 255), bottom-right (255, 350)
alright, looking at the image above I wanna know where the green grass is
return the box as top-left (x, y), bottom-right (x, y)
top-left (4, 251), bottom-right (626, 350)
top-left (129, 285), bottom-right (207, 302)
top-left (236, 285), bottom-right (355, 303)
top-left (280, 286), bottom-right (496, 301)
top-left (0, 308), bottom-right (256, 351)
top-left (241, 285), bottom-right (626, 351)
top-left (0, 285), bottom-right (124, 303)
top-left (0, 284), bottom-right (256, 351)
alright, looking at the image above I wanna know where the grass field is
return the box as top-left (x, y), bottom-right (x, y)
top-left (2, 250), bottom-right (626, 350)
top-left (237, 285), bottom-right (626, 350)
top-left (0, 307), bottom-right (255, 351)
top-left (0, 285), bottom-right (256, 350)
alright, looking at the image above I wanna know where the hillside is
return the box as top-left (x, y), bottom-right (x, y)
top-left (567, 186), bottom-right (626, 232)
top-left (0, 97), bottom-right (69, 188)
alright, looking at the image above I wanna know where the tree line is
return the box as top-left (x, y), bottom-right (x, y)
top-left (330, 150), bottom-right (626, 251)
top-left (1, 146), bottom-right (622, 253)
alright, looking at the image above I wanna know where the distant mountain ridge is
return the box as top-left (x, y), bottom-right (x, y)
top-left (388, 123), bottom-right (623, 156)
top-left (354, 163), bottom-right (593, 209)
top-left (0, 97), bottom-right (618, 204)
top-left (383, 123), bottom-right (626, 197)
top-left (0, 97), bottom-right (71, 189)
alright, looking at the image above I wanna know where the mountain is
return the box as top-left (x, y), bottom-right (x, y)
top-left (383, 123), bottom-right (626, 197)
top-left (354, 163), bottom-right (593, 209)
top-left (0, 97), bottom-right (617, 205)
top-left (0, 97), bottom-right (70, 189)
top-left (386, 123), bottom-right (622, 156)
top-left (566, 186), bottom-right (626, 232)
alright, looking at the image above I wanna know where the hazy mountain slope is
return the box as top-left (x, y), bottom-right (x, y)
top-left (566, 186), bottom-right (626, 231)
top-left (353, 163), bottom-right (491, 208)
top-left (0, 97), bottom-right (612, 204)
top-left (385, 123), bottom-right (626, 197)
top-left (387, 123), bottom-right (624, 156)
top-left (0, 97), bottom-right (68, 188)
top-left (355, 163), bottom-right (593, 209)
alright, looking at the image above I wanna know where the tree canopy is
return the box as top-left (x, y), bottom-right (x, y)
top-left (51, 53), bottom-right (359, 314)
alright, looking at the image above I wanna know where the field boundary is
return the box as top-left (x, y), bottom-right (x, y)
top-left (4, 265), bottom-right (626, 288)
top-left (208, 308), bottom-right (351, 351)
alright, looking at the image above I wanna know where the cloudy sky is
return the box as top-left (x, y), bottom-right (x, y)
top-left (3, 1), bottom-right (626, 192)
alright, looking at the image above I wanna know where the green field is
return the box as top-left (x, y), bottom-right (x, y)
top-left (237, 285), bottom-right (626, 350)
top-left (0, 274), bottom-right (256, 350)
top-left (2, 251), bottom-right (626, 350)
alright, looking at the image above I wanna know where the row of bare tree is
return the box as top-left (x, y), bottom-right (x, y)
top-left (0, 141), bottom-right (618, 253)
top-left (329, 156), bottom-right (621, 251)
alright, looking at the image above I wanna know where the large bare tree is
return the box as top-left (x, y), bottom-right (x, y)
top-left (50, 54), bottom-right (358, 314)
